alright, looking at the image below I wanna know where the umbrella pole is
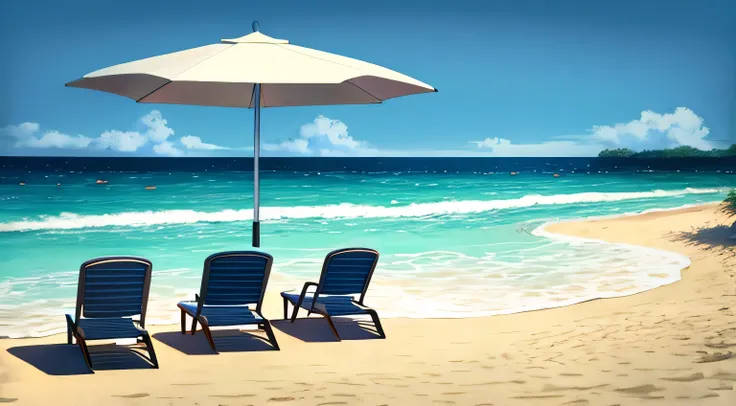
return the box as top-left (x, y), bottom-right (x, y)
top-left (252, 83), bottom-right (261, 247)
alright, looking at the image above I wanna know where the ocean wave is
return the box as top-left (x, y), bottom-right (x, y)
top-left (0, 187), bottom-right (724, 232)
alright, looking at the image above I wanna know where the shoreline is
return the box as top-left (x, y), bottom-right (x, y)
top-left (2, 202), bottom-right (735, 405)
top-left (0, 201), bottom-right (723, 340)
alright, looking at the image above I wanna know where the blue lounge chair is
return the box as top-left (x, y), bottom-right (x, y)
top-left (65, 256), bottom-right (158, 371)
top-left (177, 251), bottom-right (279, 353)
top-left (280, 248), bottom-right (385, 341)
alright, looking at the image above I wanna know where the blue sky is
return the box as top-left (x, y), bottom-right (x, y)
top-left (1, 0), bottom-right (734, 157)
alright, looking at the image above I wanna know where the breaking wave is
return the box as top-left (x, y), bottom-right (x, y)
top-left (0, 187), bottom-right (723, 232)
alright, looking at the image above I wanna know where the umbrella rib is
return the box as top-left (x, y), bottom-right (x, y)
top-left (248, 83), bottom-right (258, 108)
top-left (135, 80), bottom-right (173, 103)
top-left (345, 81), bottom-right (382, 103)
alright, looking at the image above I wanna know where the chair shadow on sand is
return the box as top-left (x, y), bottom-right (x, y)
top-left (7, 343), bottom-right (155, 376)
top-left (271, 316), bottom-right (384, 343)
top-left (153, 329), bottom-right (277, 355)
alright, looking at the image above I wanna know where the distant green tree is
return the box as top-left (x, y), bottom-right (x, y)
top-left (598, 144), bottom-right (736, 158)
top-left (598, 148), bottom-right (635, 157)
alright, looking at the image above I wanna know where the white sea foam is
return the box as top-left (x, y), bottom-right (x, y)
top-left (0, 225), bottom-right (693, 337)
top-left (0, 187), bottom-right (724, 232)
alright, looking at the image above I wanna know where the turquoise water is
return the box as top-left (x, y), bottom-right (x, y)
top-left (0, 170), bottom-right (733, 337)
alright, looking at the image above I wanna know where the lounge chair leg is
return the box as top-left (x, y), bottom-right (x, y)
top-left (180, 308), bottom-right (186, 335)
top-left (289, 305), bottom-right (299, 323)
top-left (282, 297), bottom-right (288, 320)
top-left (75, 334), bottom-right (94, 372)
top-left (324, 315), bottom-right (341, 341)
top-left (199, 317), bottom-right (218, 353)
top-left (141, 333), bottom-right (159, 368)
top-left (191, 317), bottom-right (198, 335)
top-left (262, 321), bottom-right (280, 351)
top-left (367, 309), bottom-right (386, 338)
top-left (65, 314), bottom-right (74, 345)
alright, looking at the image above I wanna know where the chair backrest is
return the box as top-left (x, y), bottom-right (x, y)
top-left (75, 256), bottom-right (153, 326)
top-left (315, 248), bottom-right (379, 302)
top-left (198, 251), bottom-right (273, 312)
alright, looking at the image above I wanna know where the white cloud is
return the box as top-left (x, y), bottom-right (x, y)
top-left (589, 107), bottom-right (712, 150)
top-left (1, 122), bottom-right (40, 139)
top-left (95, 130), bottom-right (147, 152)
top-left (472, 137), bottom-right (512, 149)
top-left (263, 138), bottom-right (310, 153)
top-left (1, 110), bottom-right (231, 156)
top-left (23, 130), bottom-right (92, 149)
top-left (299, 116), bottom-right (361, 150)
top-left (265, 115), bottom-right (378, 156)
top-left (1, 123), bottom-right (93, 149)
top-left (153, 141), bottom-right (184, 156)
top-left (470, 107), bottom-right (715, 157)
top-left (471, 138), bottom-right (601, 157)
top-left (140, 110), bottom-right (175, 143)
top-left (180, 135), bottom-right (228, 151)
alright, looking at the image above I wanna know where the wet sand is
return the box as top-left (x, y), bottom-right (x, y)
top-left (1, 203), bottom-right (734, 405)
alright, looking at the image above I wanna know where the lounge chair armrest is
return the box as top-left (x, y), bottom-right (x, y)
top-left (301, 281), bottom-right (319, 292)
top-left (295, 282), bottom-right (319, 309)
top-left (65, 314), bottom-right (77, 333)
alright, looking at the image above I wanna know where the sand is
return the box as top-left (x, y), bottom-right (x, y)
top-left (1, 203), bottom-right (735, 405)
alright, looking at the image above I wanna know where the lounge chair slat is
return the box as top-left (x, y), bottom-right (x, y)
top-left (178, 302), bottom-right (263, 326)
top-left (75, 318), bottom-right (144, 340)
top-left (204, 255), bottom-right (269, 306)
top-left (205, 284), bottom-right (262, 291)
top-left (81, 259), bottom-right (150, 319)
top-left (84, 287), bottom-right (144, 294)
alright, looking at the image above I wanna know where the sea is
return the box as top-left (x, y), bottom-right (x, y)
top-left (1, 157), bottom-right (735, 338)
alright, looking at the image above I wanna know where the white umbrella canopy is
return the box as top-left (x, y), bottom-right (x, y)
top-left (66, 22), bottom-right (437, 247)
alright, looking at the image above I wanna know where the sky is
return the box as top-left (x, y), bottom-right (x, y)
top-left (1, 0), bottom-right (735, 158)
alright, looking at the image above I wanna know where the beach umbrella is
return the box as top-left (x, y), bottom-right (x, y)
top-left (65, 21), bottom-right (437, 247)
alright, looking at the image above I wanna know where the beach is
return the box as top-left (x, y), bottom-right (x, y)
top-left (1, 202), bottom-right (734, 405)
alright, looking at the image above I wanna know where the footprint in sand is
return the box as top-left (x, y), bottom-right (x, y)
top-left (268, 396), bottom-right (296, 402)
top-left (209, 394), bottom-right (256, 398)
top-left (112, 393), bottom-right (149, 399)
top-left (614, 384), bottom-right (664, 398)
top-left (171, 382), bottom-right (211, 386)
top-left (694, 352), bottom-right (732, 363)
top-left (542, 384), bottom-right (608, 392)
top-left (510, 395), bottom-right (564, 399)
top-left (710, 371), bottom-right (736, 381)
top-left (659, 372), bottom-right (704, 382)
top-left (707, 383), bottom-right (733, 391)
